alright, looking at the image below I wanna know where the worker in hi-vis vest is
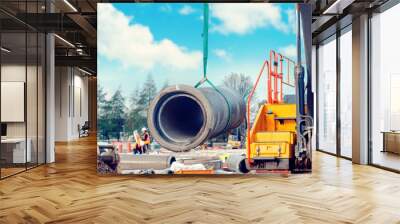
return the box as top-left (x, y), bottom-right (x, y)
top-left (141, 127), bottom-right (150, 154)
top-left (133, 130), bottom-right (142, 154)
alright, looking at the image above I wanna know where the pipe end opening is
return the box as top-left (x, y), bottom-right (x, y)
top-left (156, 94), bottom-right (205, 144)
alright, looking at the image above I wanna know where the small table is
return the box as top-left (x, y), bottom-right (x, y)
top-left (382, 131), bottom-right (400, 154)
top-left (1, 138), bottom-right (32, 164)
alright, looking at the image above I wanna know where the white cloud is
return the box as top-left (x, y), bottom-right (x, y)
top-left (279, 44), bottom-right (297, 59)
top-left (286, 8), bottom-right (297, 34)
top-left (98, 4), bottom-right (201, 71)
top-left (209, 3), bottom-right (291, 35)
top-left (213, 49), bottom-right (231, 61)
top-left (179, 5), bottom-right (195, 15)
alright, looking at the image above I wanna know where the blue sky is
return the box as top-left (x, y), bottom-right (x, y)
top-left (98, 3), bottom-right (298, 101)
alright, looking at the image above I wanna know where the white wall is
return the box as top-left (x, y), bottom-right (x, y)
top-left (55, 66), bottom-right (69, 141)
top-left (1, 65), bottom-right (26, 139)
top-left (1, 63), bottom-right (46, 164)
top-left (55, 67), bottom-right (89, 141)
top-left (72, 73), bottom-right (89, 137)
top-left (1, 65), bottom-right (41, 137)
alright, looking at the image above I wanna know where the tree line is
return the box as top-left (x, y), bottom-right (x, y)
top-left (97, 73), bottom-right (256, 141)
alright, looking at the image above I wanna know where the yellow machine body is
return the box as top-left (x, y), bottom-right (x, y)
top-left (248, 103), bottom-right (297, 170)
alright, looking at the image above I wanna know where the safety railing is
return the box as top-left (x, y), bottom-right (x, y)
top-left (246, 60), bottom-right (269, 161)
top-left (269, 50), bottom-right (296, 103)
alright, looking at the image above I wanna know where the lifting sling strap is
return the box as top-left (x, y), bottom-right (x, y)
top-left (194, 3), bottom-right (232, 133)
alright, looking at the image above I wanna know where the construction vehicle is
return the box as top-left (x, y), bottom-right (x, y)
top-left (246, 50), bottom-right (299, 171)
top-left (245, 5), bottom-right (313, 173)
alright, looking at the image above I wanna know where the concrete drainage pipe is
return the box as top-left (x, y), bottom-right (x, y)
top-left (148, 85), bottom-right (245, 152)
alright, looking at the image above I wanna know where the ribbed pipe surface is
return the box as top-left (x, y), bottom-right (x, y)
top-left (148, 85), bottom-right (245, 152)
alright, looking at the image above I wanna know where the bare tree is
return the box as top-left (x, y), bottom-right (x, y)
top-left (222, 73), bottom-right (259, 146)
top-left (222, 73), bottom-right (258, 118)
top-left (222, 73), bottom-right (253, 99)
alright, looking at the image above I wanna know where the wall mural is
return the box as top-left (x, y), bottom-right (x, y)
top-left (97, 3), bottom-right (313, 175)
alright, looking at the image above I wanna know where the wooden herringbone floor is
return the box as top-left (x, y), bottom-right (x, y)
top-left (1, 136), bottom-right (400, 224)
